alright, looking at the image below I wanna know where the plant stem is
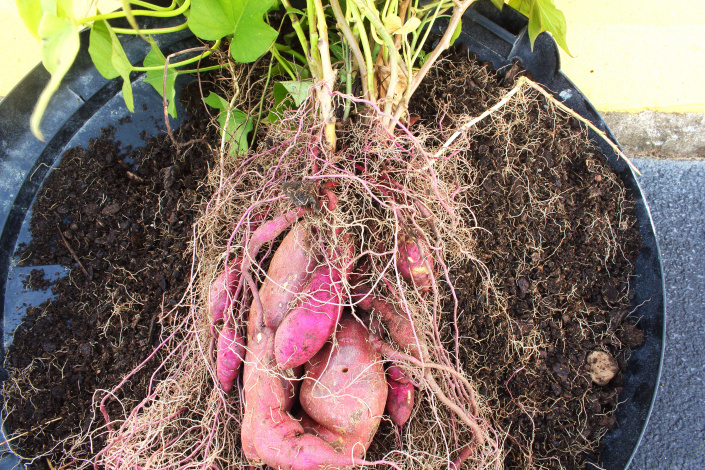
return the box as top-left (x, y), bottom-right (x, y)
top-left (78, 0), bottom-right (190, 24)
top-left (342, 41), bottom-right (353, 120)
top-left (330, 0), bottom-right (369, 100)
top-left (312, 0), bottom-right (338, 152)
top-left (177, 64), bottom-right (222, 74)
top-left (252, 56), bottom-right (275, 147)
top-left (113, 21), bottom-right (189, 35)
top-left (129, 0), bottom-right (178, 11)
top-left (131, 39), bottom-right (221, 72)
top-left (351, 0), bottom-right (399, 128)
top-left (348, 2), bottom-right (377, 103)
top-left (274, 44), bottom-right (308, 65)
top-left (407, 0), bottom-right (473, 101)
top-left (271, 46), bottom-right (297, 80)
top-left (280, 0), bottom-right (311, 64)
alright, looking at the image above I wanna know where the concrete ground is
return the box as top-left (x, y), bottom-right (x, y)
top-left (0, 1), bottom-right (704, 469)
top-left (628, 158), bottom-right (705, 469)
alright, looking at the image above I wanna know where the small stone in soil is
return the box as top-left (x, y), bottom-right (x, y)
top-left (586, 350), bottom-right (619, 386)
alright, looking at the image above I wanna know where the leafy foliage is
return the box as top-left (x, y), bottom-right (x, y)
top-left (268, 80), bottom-right (311, 122)
top-left (188, 0), bottom-right (278, 62)
top-left (204, 92), bottom-right (254, 155)
top-left (509, 0), bottom-right (571, 54)
top-left (143, 43), bottom-right (178, 118)
top-left (16, 0), bottom-right (572, 141)
top-left (30, 11), bottom-right (80, 139)
top-left (88, 17), bottom-right (134, 112)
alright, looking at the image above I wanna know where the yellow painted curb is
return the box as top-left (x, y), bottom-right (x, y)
top-left (1, 1), bottom-right (704, 114)
top-left (557, 0), bottom-right (705, 113)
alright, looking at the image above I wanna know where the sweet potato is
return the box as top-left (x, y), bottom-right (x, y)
top-left (273, 263), bottom-right (344, 369)
top-left (352, 286), bottom-right (426, 360)
top-left (282, 365), bottom-right (303, 412)
top-left (397, 232), bottom-right (433, 292)
top-left (385, 365), bottom-right (415, 426)
top-left (299, 316), bottom-right (387, 458)
top-left (208, 256), bottom-right (243, 324)
top-left (274, 236), bottom-right (353, 370)
top-left (216, 324), bottom-right (246, 392)
top-left (259, 224), bottom-right (316, 329)
top-left (242, 304), bottom-right (360, 469)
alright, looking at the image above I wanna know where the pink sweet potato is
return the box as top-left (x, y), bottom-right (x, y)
top-left (259, 224), bottom-right (316, 329)
top-left (385, 365), bottom-right (415, 426)
top-left (274, 236), bottom-right (353, 370)
top-left (216, 324), bottom-right (246, 392)
top-left (273, 263), bottom-right (344, 370)
top-left (397, 232), bottom-right (434, 292)
top-left (208, 256), bottom-right (243, 324)
top-left (299, 316), bottom-right (387, 458)
top-left (282, 365), bottom-right (303, 412)
top-left (242, 304), bottom-right (360, 469)
top-left (353, 286), bottom-right (426, 360)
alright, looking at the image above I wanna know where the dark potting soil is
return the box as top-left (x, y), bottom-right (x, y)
top-left (408, 50), bottom-right (643, 469)
top-left (2, 81), bottom-right (219, 468)
top-left (2, 51), bottom-right (643, 470)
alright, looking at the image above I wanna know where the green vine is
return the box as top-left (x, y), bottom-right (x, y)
top-left (15, 0), bottom-right (570, 142)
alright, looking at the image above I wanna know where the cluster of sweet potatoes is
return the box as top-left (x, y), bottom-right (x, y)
top-left (206, 201), bottom-right (435, 469)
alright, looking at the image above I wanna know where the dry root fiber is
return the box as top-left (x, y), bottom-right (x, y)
top-left (60, 56), bottom-right (640, 470)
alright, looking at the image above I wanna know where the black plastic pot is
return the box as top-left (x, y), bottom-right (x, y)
top-left (0, 3), bottom-right (664, 469)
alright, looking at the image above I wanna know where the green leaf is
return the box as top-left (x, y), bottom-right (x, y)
top-left (527, 0), bottom-right (571, 55)
top-left (16, 0), bottom-right (73, 39)
top-left (88, 17), bottom-right (134, 111)
top-left (329, 43), bottom-right (344, 63)
top-left (16, 0), bottom-right (43, 38)
top-left (143, 42), bottom-right (178, 118)
top-left (203, 92), bottom-right (253, 155)
top-left (55, 0), bottom-right (73, 17)
top-left (274, 80), bottom-right (310, 107)
top-left (510, 0), bottom-right (571, 55)
top-left (121, 0), bottom-right (145, 38)
top-left (30, 12), bottom-right (79, 139)
top-left (188, 0), bottom-right (278, 63)
top-left (204, 91), bottom-right (229, 110)
top-left (490, 0), bottom-right (505, 10)
top-left (449, 18), bottom-right (462, 47)
top-left (220, 108), bottom-right (253, 155)
top-left (508, 0), bottom-right (531, 16)
top-left (268, 80), bottom-right (310, 122)
top-left (89, 19), bottom-right (120, 79)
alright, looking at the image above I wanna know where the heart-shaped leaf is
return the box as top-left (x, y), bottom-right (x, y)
top-left (204, 92), bottom-right (254, 155)
top-left (143, 42), bottom-right (179, 118)
top-left (16, 0), bottom-right (43, 39)
top-left (88, 16), bottom-right (134, 111)
top-left (188, 0), bottom-right (277, 63)
top-left (509, 0), bottom-right (571, 55)
top-left (29, 12), bottom-right (79, 139)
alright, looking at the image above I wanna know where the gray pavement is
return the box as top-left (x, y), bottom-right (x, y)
top-left (629, 158), bottom-right (705, 469)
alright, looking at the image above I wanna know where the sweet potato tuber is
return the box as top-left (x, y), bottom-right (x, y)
top-left (274, 235), bottom-right (353, 370)
top-left (208, 256), bottom-right (243, 324)
top-left (242, 299), bottom-right (362, 469)
top-left (259, 224), bottom-right (316, 329)
top-left (352, 286), bottom-right (426, 360)
top-left (397, 232), bottom-right (434, 292)
top-left (216, 324), bottom-right (246, 392)
top-left (385, 365), bottom-right (415, 426)
top-left (299, 316), bottom-right (387, 458)
top-left (282, 365), bottom-right (303, 412)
